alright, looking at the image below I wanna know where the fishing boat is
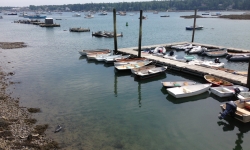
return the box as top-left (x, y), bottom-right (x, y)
top-left (78, 49), bottom-right (110, 56)
top-left (131, 65), bottom-right (156, 74)
top-left (115, 60), bottom-right (152, 71)
top-left (186, 25), bottom-right (203, 30)
top-left (204, 75), bottom-right (233, 86)
top-left (161, 81), bottom-right (196, 88)
top-left (167, 84), bottom-right (212, 98)
top-left (133, 66), bottom-right (167, 79)
top-left (210, 85), bottom-right (249, 97)
top-left (220, 100), bottom-right (250, 123)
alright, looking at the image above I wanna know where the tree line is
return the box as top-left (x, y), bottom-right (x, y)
top-left (1, 0), bottom-right (250, 12)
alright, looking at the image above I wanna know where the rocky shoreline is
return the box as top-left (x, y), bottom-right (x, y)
top-left (0, 42), bottom-right (59, 149)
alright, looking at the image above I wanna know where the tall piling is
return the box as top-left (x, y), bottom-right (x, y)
top-left (113, 9), bottom-right (118, 54)
top-left (138, 10), bottom-right (143, 58)
top-left (191, 9), bottom-right (197, 42)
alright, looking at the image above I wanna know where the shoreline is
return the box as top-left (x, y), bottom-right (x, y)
top-left (0, 43), bottom-right (59, 149)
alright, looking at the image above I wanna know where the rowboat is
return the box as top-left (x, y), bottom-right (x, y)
top-left (133, 66), bottom-right (167, 79)
top-left (87, 53), bottom-right (111, 60)
top-left (96, 54), bottom-right (122, 61)
top-left (114, 59), bottom-right (148, 67)
top-left (203, 48), bottom-right (228, 57)
top-left (167, 83), bottom-right (212, 98)
top-left (115, 57), bottom-right (146, 62)
top-left (104, 55), bottom-right (130, 63)
top-left (188, 46), bottom-right (207, 54)
top-left (210, 85), bottom-right (249, 97)
top-left (131, 65), bottom-right (156, 74)
top-left (115, 60), bottom-right (152, 70)
top-left (220, 100), bottom-right (250, 123)
top-left (204, 75), bottom-right (233, 86)
top-left (161, 81), bottom-right (196, 88)
top-left (78, 49), bottom-right (110, 56)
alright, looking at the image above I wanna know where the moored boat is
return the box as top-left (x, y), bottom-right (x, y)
top-left (133, 66), bottom-right (167, 79)
top-left (78, 49), bottom-right (110, 56)
top-left (210, 85), bottom-right (249, 97)
top-left (115, 60), bottom-right (152, 70)
top-left (202, 48), bottom-right (228, 57)
top-left (104, 55), bottom-right (130, 63)
top-left (167, 83), bottom-right (212, 98)
top-left (131, 65), bottom-right (156, 74)
top-left (204, 75), bottom-right (233, 86)
top-left (161, 81), bottom-right (196, 88)
top-left (186, 25), bottom-right (203, 30)
top-left (183, 55), bottom-right (197, 61)
top-left (70, 27), bottom-right (90, 32)
top-left (114, 58), bottom-right (148, 66)
top-left (226, 54), bottom-right (250, 61)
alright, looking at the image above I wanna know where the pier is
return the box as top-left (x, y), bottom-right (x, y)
top-left (118, 42), bottom-right (248, 86)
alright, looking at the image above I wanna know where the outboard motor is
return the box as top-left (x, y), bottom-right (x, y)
top-left (226, 54), bottom-right (233, 60)
top-left (169, 50), bottom-right (174, 56)
top-left (218, 101), bottom-right (237, 120)
top-left (214, 58), bottom-right (220, 63)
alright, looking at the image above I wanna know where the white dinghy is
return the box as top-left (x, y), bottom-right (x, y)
top-left (210, 85), bottom-right (249, 97)
top-left (167, 84), bottom-right (212, 98)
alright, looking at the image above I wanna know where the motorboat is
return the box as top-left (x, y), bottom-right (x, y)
top-left (200, 61), bottom-right (225, 68)
top-left (84, 14), bottom-right (94, 18)
top-left (226, 54), bottom-right (250, 61)
top-left (72, 13), bottom-right (81, 17)
top-left (202, 48), bottom-right (228, 57)
top-left (210, 85), bottom-right (249, 97)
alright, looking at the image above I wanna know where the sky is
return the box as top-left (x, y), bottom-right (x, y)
top-left (0, 0), bottom-right (153, 7)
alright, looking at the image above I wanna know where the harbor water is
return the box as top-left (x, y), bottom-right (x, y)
top-left (1, 11), bottom-right (250, 149)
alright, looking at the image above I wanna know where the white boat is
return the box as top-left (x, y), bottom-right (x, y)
top-left (189, 46), bottom-right (207, 54)
top-left (172, 43), bottom-right (193, 51)
top-left (104, 55), bottom-right (130, 63)
top-left (72, 13), bottom-right (81, 17)
top-left (163, 54), bottom-right (177, 60)
top-left (187, 59), bottom-right (204, 65)
top-left (200, 61), bottom-right (225, 68)
top-left (78, 49), bottom-right (110, 56)
top-left (133, 66), bottom-right (167, 79)
top-left (167, 84), bottom-right (212, 98)
top-left (153, 46), bottom-right (166, 54)
top-left (131, 65), bottom-right (156, 74)
top-left (115, 60), bottom-right (152, 70)
top-left (237, 92), bottom-right (250, 101)
top-left (84, 14), bottom-right (94, 18)
top-left (162, 81), bottom-right (196, 88)
top-left (210, 85), bottom-right (249, 97)
top-left (114, 59), bottom-right (148, 67)
top-left (87, 53), bottom-right (111, 60)
top-left (96, 54), bottom-right (120, 61)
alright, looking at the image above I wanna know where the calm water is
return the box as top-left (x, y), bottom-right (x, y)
top-left (1, 11), bottom-right (250, 150)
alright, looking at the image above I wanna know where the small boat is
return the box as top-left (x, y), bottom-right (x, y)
top-left (163, 54), bottom-right (177, 60)
top-left (54, 125), bottom-right (62, 133)
top-left (78, 49), bottom-right (110, 56)
top-left (220, 100), bottom-right (250, 123)
top-left (172, 43), bottom-right (193, 51)
top-left (28, 14), bottom-right (46, 19)
top-left (167, 84), bottom-right (212, 98)
top-left (69, 27), bottom-right (90, 32)
top-left (203, 48), bottom-right (228, 57)
top-left (115, 60), bottom-right (152, 70)
top-left (87, 53), bottom-right (111, 60)
top-left (188, 46), bottom-right (207, 54)
top-left (210, 85), bottom-right (249, 97)
top-left (188, 59), bottom-right (205, 65)
top-left (161, 81), bottom-right (196, 88)
top-left (160, 15), bottom-right (170, 17)
top-left (133, 66), bottom-right (167, 79)
top-left (139, 16), bottom-right (147, 19)
top-left (183, 55), bottom-right (197, 61)
top-left (226, 54), bottom-right (250, 61)
top-left (152, 46), bottom-right (166, 54)
top-left (84, 14), bottom-right (94, 18)
top-left (105, 55), bottom-right (130, 63)
top-left (95, 54), bottom-right (120, 61)
top-left (99, 11), bottom-right (107, 15)
top-left (204, 75), bottom-right (233, 86)
top-left (237, 92), bottom-right (250, 101)
top-left (72, 13), bottom-right (81, 17)
top-left (186, 25), bottom-right (203, 30)
top-left (131, 65), bottom-right (156, 74)
top-left (114, 58), bottom-right (147, 66)
top-left (200, 61), bottom-right (225, 68)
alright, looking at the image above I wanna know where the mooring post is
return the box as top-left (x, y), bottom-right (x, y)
top-left (191, 9), bottom-right (197, 42)
top-left (113, 8), bottom-right (118, 54)
top-left (138, 10), bottom-right (143, 58)
top-left (247, 59), bottom-right (250, 88)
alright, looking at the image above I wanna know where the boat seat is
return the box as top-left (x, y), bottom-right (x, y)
top-left (236, 107), bottom-right (250, 115)
top-left (183, 87), bottom-right (192, 93)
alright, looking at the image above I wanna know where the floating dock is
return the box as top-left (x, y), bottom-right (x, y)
top-left (117, 42), bottom-right (248, 86)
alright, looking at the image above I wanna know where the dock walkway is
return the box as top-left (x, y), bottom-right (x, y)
top-left (118, 42), bottom-right (248, 86)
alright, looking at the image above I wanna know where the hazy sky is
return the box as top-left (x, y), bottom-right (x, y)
top-left (1, 0), bottom-right (152, 7)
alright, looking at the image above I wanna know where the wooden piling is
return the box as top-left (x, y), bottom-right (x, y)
top-left (247, 59), bottom-right (250, 88)
top-left (113, 9), bottom-right (118, 54)
top-left (191, 9), bottom-right (197, 42)
top-left (138, 10), bottom-right (143, 58)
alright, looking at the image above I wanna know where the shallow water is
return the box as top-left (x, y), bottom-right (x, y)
top-left (1, 11), bottom-right (250, 150)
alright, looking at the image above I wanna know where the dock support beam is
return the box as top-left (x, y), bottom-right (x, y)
top-left (113, 9), bottom-right (118, 54)
top-left (138, 10), bottom-right (143, 58)
top-left (191, 9), bottom-right (197, 43)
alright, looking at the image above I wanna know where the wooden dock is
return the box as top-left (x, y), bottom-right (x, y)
top-left (117, 42), bottom-right (248, 86)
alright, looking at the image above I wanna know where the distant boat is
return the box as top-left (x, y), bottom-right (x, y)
top-left (139, 16), bottom-right (147, 19)
top-left (186, 25), bottom-right (203, 30)
top-left (84, 14), bottom-right (94, 18)
top-left (8, 12), bottom-right (17, 15)
top-left (69, 27), bottom-right (90, 32)
top-left (72, 13), bottom-right (81, 17)
top-left (160, 15), bottom-right (170, 17)
top-left (211, 12), bottom-right (222, 16)
top-left (99, 11), bottom-right (107, 15)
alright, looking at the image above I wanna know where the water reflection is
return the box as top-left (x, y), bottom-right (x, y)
top-left (167, 91), bottom-right (211, 104)
top-left (217, 117), bottom-right (250, 150)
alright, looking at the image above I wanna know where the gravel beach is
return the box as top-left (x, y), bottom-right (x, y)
top-left (0, 42), bottom-right (59, 150)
